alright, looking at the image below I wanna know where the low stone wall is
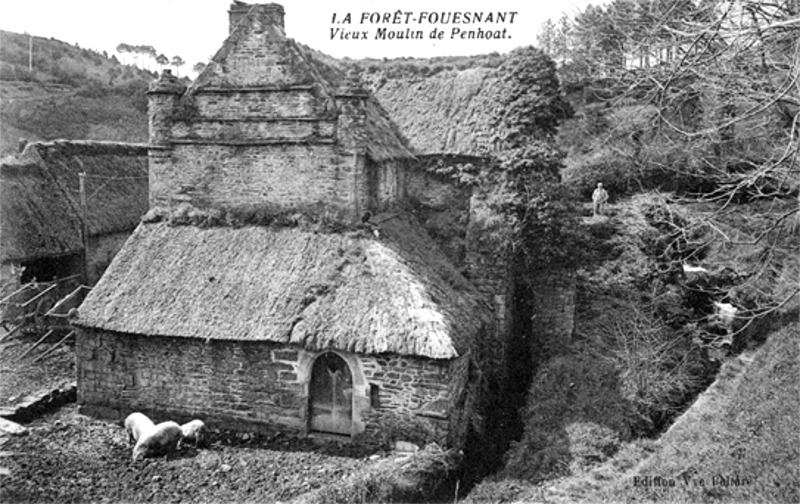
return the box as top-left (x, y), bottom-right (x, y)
top-left (0, 383), bottom-right (76, 423)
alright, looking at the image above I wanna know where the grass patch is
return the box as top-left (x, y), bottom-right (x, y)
top-left (293, 445), bottom-right (461, 504)
top-left (606, 321), bottom-right (800, 503)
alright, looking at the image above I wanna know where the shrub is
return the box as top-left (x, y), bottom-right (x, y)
top-left (502, 354), bottom-right (637, 482)
top-left (355, 412), bottom-right (439, 450)
top-left (465, 478), bottom-right (531, 503)
top-left (564, 422), bottom-right (622, 473)
top-left (562, 148), bottom-right (644, 198)
top-left (298, 445), bottom-right (460, 504)
top-left (592, 301), bottom-right (711, 431)
top-left (76, 81), bottom-right (108, 98)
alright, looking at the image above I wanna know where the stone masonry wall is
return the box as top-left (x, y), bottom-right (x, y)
top-left (358, 354), bottom-right (459, 447)
top-left (360, 355), bottom-right (450, 415)
top-left (215, 29), bottom-right (315, 88)
top-left (193, 89), bottom-right (319, 119)
top-left (530, 270), bottom-right (576, 356)
top-left (76, 329), bottom-right (461, 446)
top-left (77, 329), bottom-right (309, 433)
top-left (150, 144), bottom-right (357, 218)
top-left (171, 120), bottom-right (335, 143)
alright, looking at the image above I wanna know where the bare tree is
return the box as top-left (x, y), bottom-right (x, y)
top-left (559, 0), bottom-right (798, 336)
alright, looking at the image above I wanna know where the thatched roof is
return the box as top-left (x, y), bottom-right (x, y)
top-left (189, 3), bottom-right (413, 162)
top-left (75, 216), bottom-right (492, 359)
top-left (0, 140), bottom-right (148, 263)
top-left (371, 68), bottom-right (501, 157)
top-left (361, 97), bottom-right (415, 163)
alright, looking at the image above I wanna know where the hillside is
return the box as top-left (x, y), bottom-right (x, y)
top-left (468, 319), bottom-right (799, 504)
top-left (0, 30), bottom-right (152, 156)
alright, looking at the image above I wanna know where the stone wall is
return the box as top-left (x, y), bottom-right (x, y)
top-left (77, 330), bottom-right (308, 433)
top-left (465, 190), bottom-right (512, 336)
top-left (76, 329), bottom-right (462, 446)
top-left (373, 159), bottom-right (404, 213)
top-left (356, 353), bottom-right (464, 448)
top-left (193, 89), bottom-right (319, 120)
top-left (149, 144), bottom-right (357, 219)
top-left (530, 271), bottom-right (576, 356)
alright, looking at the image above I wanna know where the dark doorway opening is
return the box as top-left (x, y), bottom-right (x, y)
top-left (20, 253), bottom-right (81, 284)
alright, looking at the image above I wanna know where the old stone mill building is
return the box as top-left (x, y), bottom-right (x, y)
top-left (73, 2), bottom-right (572, 448)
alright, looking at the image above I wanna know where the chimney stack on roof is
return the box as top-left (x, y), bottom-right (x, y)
top-left (229, 2), bottom-right (285, 34)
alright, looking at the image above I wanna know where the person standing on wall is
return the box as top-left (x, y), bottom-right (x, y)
top-left (592, 182), bottom-right (609, 216)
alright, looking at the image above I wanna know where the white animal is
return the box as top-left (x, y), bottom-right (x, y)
top-left (132, 421), bottom-right (182, 461)
top-left (179, 419), bottom-right (206, 447)
top-left (682, 264), bottom-right (708, 273)
top-left (711, 301), bottom-right (739, 335)
top-left (124, 412), bottom-right (155, 446)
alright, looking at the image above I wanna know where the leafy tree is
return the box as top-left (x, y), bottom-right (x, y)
top-left (171, 55), bottom-right (185, 77)
top-left (485, 47), bottom-right (581, 271)
top-left (493, 46), bottom-right (574, 146)
top-left (156, 53), bottom-right (169, 71)
top-left (115, 42), bottom-right (131, 64)
top-left (537, 19), bottom-right (556, 56)
top-left (139, 45), bottom-right (157, 70)
top-left (192, 61), bottom-right (207, 74)
top-left (554, 14), bottom-right (572, 65)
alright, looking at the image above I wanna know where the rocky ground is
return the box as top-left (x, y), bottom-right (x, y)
top-left (0, 403), bottom-right (389, 503)
top-left (0, 328), bottom-right (393, 503)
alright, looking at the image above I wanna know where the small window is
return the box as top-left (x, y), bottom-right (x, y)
top-left (370, 384), bottom-right (380, 408)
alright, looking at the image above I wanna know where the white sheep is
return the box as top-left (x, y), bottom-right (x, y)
top-left (124, 412), bottom-right (155, 446)
top-left (179, 419), bottom-right (207, 447)
top-left (132, 421), bottom-right (182, 461)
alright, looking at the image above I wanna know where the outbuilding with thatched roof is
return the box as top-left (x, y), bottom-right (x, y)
top-left (75, 216), bottom-right (492, 443)
top-left (73, 2), bottom-right (496, 449)
top-left (0, 140), bottom-right (148, 294)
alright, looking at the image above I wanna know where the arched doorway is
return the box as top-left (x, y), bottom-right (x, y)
top-left (309, 352), bottom-right (353, 435)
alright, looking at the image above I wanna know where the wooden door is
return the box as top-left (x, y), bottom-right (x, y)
top-left (309, 353), bottom-right (353, 435)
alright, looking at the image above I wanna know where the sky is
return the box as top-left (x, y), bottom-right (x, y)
top-left (0, 0), bottom-right (599, 73)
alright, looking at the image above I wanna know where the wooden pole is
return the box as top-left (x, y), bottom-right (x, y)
top-left (33, 331), bottom-right (75, 363)
top-left (19, 329), bottom-right (55, 360)
top-left (79, 173), bottom-right (89, 284)
top-left (28, 33), bottom-right (32, 72)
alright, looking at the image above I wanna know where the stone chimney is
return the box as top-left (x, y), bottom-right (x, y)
top-left (146, 70), bottom-right (186, 147)
top-left (229, 2), bottom-right (285, 33)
